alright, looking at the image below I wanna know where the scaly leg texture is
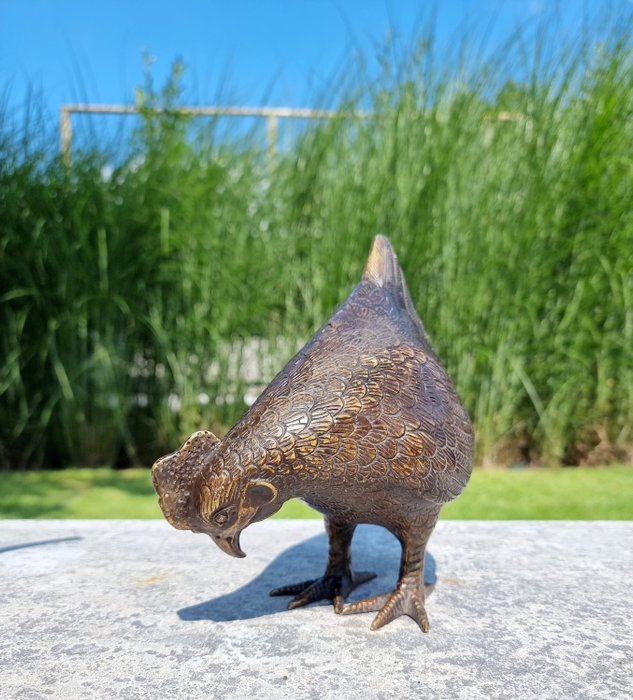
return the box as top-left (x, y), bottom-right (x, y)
top-left (270, 518), bottom-right (375, 610)
top-left (336, 509), bottom-right (440, 632)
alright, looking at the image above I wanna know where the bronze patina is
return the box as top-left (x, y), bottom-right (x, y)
top-left (152, 235), bottom-right (474, 631)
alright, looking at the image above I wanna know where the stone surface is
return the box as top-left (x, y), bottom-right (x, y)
top-left (1, 519), bottom-right (632, 699)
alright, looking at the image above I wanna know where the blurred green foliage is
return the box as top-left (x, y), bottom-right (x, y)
top-left (0, 467), bottom-right (630, 519)
top-left (1, 15), bottom-right (632, 469)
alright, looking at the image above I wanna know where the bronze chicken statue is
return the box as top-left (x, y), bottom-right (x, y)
top-left (153, 235), bottom-right (473, 632)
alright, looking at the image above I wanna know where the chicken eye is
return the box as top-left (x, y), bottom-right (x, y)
top-left (212, 507), bottom-right (235, 527)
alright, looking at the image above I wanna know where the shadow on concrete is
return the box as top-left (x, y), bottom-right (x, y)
top-left (178, 525), bottom-right (436, 622)
top-left (0, 536), bottom-right (82, 554)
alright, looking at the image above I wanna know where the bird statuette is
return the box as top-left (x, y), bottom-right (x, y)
top-left (153, 234), bottom-right (474, 632)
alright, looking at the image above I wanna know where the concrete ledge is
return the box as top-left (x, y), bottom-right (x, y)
top-left (1, 520), bottom-right (631, 699)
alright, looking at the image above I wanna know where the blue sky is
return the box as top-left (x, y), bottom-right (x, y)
top-left (1, 0), bottom-right (596, 115)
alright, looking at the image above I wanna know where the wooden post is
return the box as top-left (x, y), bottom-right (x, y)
top-left (266, 114), bottom-right (279, 164)
top-left (57, 104), bottom-right (372, 166)
top-left (60, 107), bottom-right (72, 164)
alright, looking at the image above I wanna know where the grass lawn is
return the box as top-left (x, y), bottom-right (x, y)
top-left (0, 466), bottom-right (631, 520)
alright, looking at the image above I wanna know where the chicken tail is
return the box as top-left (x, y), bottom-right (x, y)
top-left (362, 234), bottom-right (402, 289)
top-left (363, 234), bottom-right (429, 338)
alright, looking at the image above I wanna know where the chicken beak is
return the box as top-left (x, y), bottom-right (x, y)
top-left (215, 532), bottom-right (246, 558)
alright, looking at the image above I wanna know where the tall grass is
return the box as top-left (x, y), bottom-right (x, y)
top-left (1, 15), bottom-right (632, 469)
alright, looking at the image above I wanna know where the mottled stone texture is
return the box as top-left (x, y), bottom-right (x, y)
top-left (1, 520), bottom-right (631, 699)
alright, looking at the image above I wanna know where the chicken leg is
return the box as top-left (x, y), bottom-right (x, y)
top-left (335, 508), bottom-right (440, 631)
top-left (270, 517), bottom-right (375, 609)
